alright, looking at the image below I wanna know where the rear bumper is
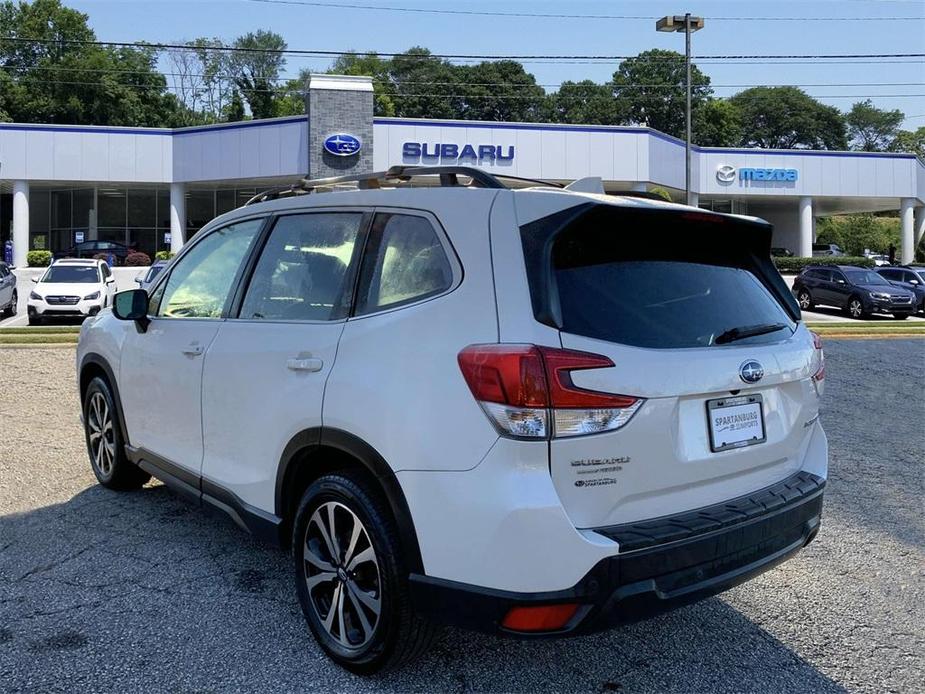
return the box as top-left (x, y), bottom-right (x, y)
top-left (409, 471), bottom-right (824, 636)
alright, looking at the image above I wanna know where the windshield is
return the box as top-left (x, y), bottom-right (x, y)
top-left (41, 266), bottom-right (100, 284)
top-left (845, 270), bottom-right (888, 286)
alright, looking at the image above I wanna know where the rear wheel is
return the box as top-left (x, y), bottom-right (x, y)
top-left (796, 289), bottom-right (814, 310)
top-left (293, 472), bottom-right (436, 674)
top-left (1, 290), bottom-right (16, 317)
top-left (847, 297), bottom-right (868, 319)
top-left (82, 377), bottom-right (150, 489)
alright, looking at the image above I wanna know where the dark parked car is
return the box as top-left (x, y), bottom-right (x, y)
top-left (876, 266), bottom-right (925, 313)
top-left (0, 261), bottom-right (17, 318)
top-left (54, 240), bottom-right (131, 265)
top-left (812, 243), bottom-right (845, 257)
top-left (771, 247), bottom-right (794, 257)
top-left (134, 259), bottom-right (169, 291)
top-left (793, 265), bottom-right (917, 319)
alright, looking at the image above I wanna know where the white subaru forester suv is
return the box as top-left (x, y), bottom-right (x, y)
top-left (77, 166), bottom-right (827, 673)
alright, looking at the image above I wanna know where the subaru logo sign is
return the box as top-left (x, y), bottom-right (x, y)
top-left (739, 360), bottom-right (764, 384)
top-left (323, 133), bottom-right (362, 157)
top-left (716, 165), bottom-right (736, 183)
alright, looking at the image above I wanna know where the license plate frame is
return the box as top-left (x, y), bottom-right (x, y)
top-left (706, 394), bottom-right (766, 453)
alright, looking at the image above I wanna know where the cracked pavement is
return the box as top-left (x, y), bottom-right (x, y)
top-left (1, 341), bottom-right (923, 693)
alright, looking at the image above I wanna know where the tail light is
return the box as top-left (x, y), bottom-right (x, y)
top-left (811, 331), bottom-right (825, 382)
top-left (457, 344), bottom-right (643, 439)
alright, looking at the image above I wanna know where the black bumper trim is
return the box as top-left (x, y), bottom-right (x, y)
top-left (410, 472), bottom-right (824, 637)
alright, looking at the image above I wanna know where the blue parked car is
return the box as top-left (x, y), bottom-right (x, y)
top-left (876, 266), bottom-right (925, 313)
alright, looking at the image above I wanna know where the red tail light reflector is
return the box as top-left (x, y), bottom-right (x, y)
top-left (501, 603), bottom-right (580, 632)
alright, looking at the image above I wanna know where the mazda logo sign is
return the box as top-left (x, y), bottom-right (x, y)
top-left (716, 165), bottom-right (736, 183)
top-left (739, 360), bottom-right (764, 384)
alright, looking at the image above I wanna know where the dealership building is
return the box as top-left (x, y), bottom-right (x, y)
top-left (1, 74), bottom-right (923, 268)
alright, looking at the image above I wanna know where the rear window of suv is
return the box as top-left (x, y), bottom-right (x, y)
top-left (521, 204), bottom-right (797, 349)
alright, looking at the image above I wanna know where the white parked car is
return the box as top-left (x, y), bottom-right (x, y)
top-left (76, 166), bottom-right (828, 673)
top-left (28, 258), bottom-right (116, 325)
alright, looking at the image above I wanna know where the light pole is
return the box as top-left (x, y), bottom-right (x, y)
top-left (656, 13), bottom-right (704, 206)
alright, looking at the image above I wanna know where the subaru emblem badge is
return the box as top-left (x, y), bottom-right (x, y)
top-left (323, 133), bottom-right (362, 157)
top-left (739, 360), bottom-right (764, 384)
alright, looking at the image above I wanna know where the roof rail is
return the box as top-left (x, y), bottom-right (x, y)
top-left (244, 165), bottom-right (562, 205)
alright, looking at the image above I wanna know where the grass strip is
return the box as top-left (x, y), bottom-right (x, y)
top-left (0, 334), bottom-right (79, 344)
top-left (0, 326), bottom-right (81, 334)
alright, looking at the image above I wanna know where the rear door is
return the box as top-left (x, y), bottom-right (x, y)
top-left (199, 211), bottom-right (367, 511)
top-left (518, 203), bottom-right (820, 528)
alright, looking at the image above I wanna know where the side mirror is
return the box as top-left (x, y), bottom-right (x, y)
top-left (910, 279), bottom-right (920, 285)
top-left (134, 277), bottom-right (143, 285)
top-left (31, 276), bottom-right (39, 283)
top-left (113, 289), bottom-right (150, 332)
top-left (105, 276), bottom-right (115, 284)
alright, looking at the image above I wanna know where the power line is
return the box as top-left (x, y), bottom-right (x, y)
top-left (0, 36), bottom-right (921, 62)
top-left (241, 0), bottom-right (925, 22)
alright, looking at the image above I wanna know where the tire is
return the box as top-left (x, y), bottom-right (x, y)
top-left (893, 313), bottom-right (909, 320)
top-left (82, 376), bottom-right (150, 490)
top-left (796, 289), bottom-right (814, 310)
top-left (293, 471), bottom-right (437, 674)
top-left (1, 290), bottom-right (15, 318)
top-left (27, 314), bottom-right (42, 326)
top-left (846, 296), bottom-right (868, 319)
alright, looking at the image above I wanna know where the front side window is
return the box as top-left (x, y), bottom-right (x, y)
top-left (156, 218), bottom-right (262, 319)
top-left (41, 265), bottom-right (100, 284)
top-left (239, 213), bottom-right (363, 321)
top-left (355, 213), bottom-right (453, 316)
top-left (845, 270), bottom-right (888, 286)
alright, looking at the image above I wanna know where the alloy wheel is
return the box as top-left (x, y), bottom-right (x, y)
top-left (798, 291), bottom-right (811, 309)
top-left (849, 299), bottom-right (863, 319)
top-left (303, 501), bottom-right (382, 650)
top-left (87, 391), bottom-right (115, 477)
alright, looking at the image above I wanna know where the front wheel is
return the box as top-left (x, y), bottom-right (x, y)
top-left (847, 297), bottom-right (868, 319)
top-left (293, 472), bottom-right (436, 674)
top-left (82, 377), bottom-right (150, 490)
top-left (27, 313), bottom-right (42, 326)
top-left (796, 289), bottom-right (814, 310)
top-left (893, 313), bottom-right (909, 320)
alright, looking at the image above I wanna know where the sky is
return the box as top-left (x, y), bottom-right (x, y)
top-left (67, 0), bottom-right (925, 129)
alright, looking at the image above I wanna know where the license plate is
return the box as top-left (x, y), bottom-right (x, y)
top-left (707, 395), bottom-right (766, 452)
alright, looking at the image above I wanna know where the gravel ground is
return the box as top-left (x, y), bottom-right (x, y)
top-left (1, 340), bottom-right (923, 693)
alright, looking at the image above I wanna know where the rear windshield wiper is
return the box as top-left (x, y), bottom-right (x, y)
top-left (714, 322), bottom-right (788, 345)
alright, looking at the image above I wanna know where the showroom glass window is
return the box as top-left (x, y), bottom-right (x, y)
top-left (153, 218), bottom-right (262, 319)
top-left (239, 213), bottom-right (363, 322)
top-left (355, 214), bottom-right (454, 315)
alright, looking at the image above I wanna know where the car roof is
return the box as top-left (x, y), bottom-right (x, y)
top-left (53, 258), bottom-right (101, 266)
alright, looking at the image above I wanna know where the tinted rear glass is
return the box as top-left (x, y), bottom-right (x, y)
top-left (524, 205), bottom-right (796, 349)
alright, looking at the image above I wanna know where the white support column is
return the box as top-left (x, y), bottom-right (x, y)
top-left (169, 183), bottom-right (186, 254)
top-left (12, 180), bottom-right (29, 268)
top-left (688, 191), bottom-right (699, 208)
top-left (900, 198), bottom-right (914, 265)
top-left (798, 196), bottom-right (813, 258)
top-left (913, 205), bottom-right (924, 252)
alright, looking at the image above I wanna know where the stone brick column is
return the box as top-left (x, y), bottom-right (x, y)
top-left (306, 74), bottom-right (374, 179)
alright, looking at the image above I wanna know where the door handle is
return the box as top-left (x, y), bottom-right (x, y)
top-left (286, 357), bottom-right (323, 372)
top-left (182, 344), bottom-right (204, 356)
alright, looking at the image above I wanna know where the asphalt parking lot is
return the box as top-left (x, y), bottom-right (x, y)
top-left (1, 340), bottom-right (923, 693)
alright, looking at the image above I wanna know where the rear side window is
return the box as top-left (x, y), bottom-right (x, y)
top-left (354, 213), bottom-right (453, 315)
top-left (522, 205), bottom-right (796, 349)
top-left (239, 212), bottom-right (363, 321)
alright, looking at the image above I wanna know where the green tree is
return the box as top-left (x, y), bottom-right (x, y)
top-left (547, 80), bottom-right (623, 125)
top-left (889, 127), bottom-right (925, 159)
top-left (389, 47), bottom-right (460, 119)
top-left (816, 214), bottom-right (900, 256)
top-left (846, 99), bottom-right (904, 151)
top-left (224, 89), bottom-right (245, 122)
top-left (693, 99), bottom-right (742, 147)
top-left (229, 30), bottom-right (286, 120)
top-left (611, 49), bottom-right (712, 138)
top-left (730, 87), bottom-right (847, 150)
top-left (456, 60), bottom-right (546, 122)
top-left (329, 52), bottom-right (396, 116)
top-left (0, 0), bottom-right (182, 126)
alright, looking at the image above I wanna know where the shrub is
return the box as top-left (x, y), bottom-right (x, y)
top-left (155, 251), bottom-right (175, 261)
top-left (92, 252), bottom-right (109, 261)
top-left (124, 251), bottom-right (151, 266)
top-left (773, 256), bottom-right (874, 273)
top-left (26, 250), bottom-right (52, 267)
top-left (815, 214), bottom-right (900, 256)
